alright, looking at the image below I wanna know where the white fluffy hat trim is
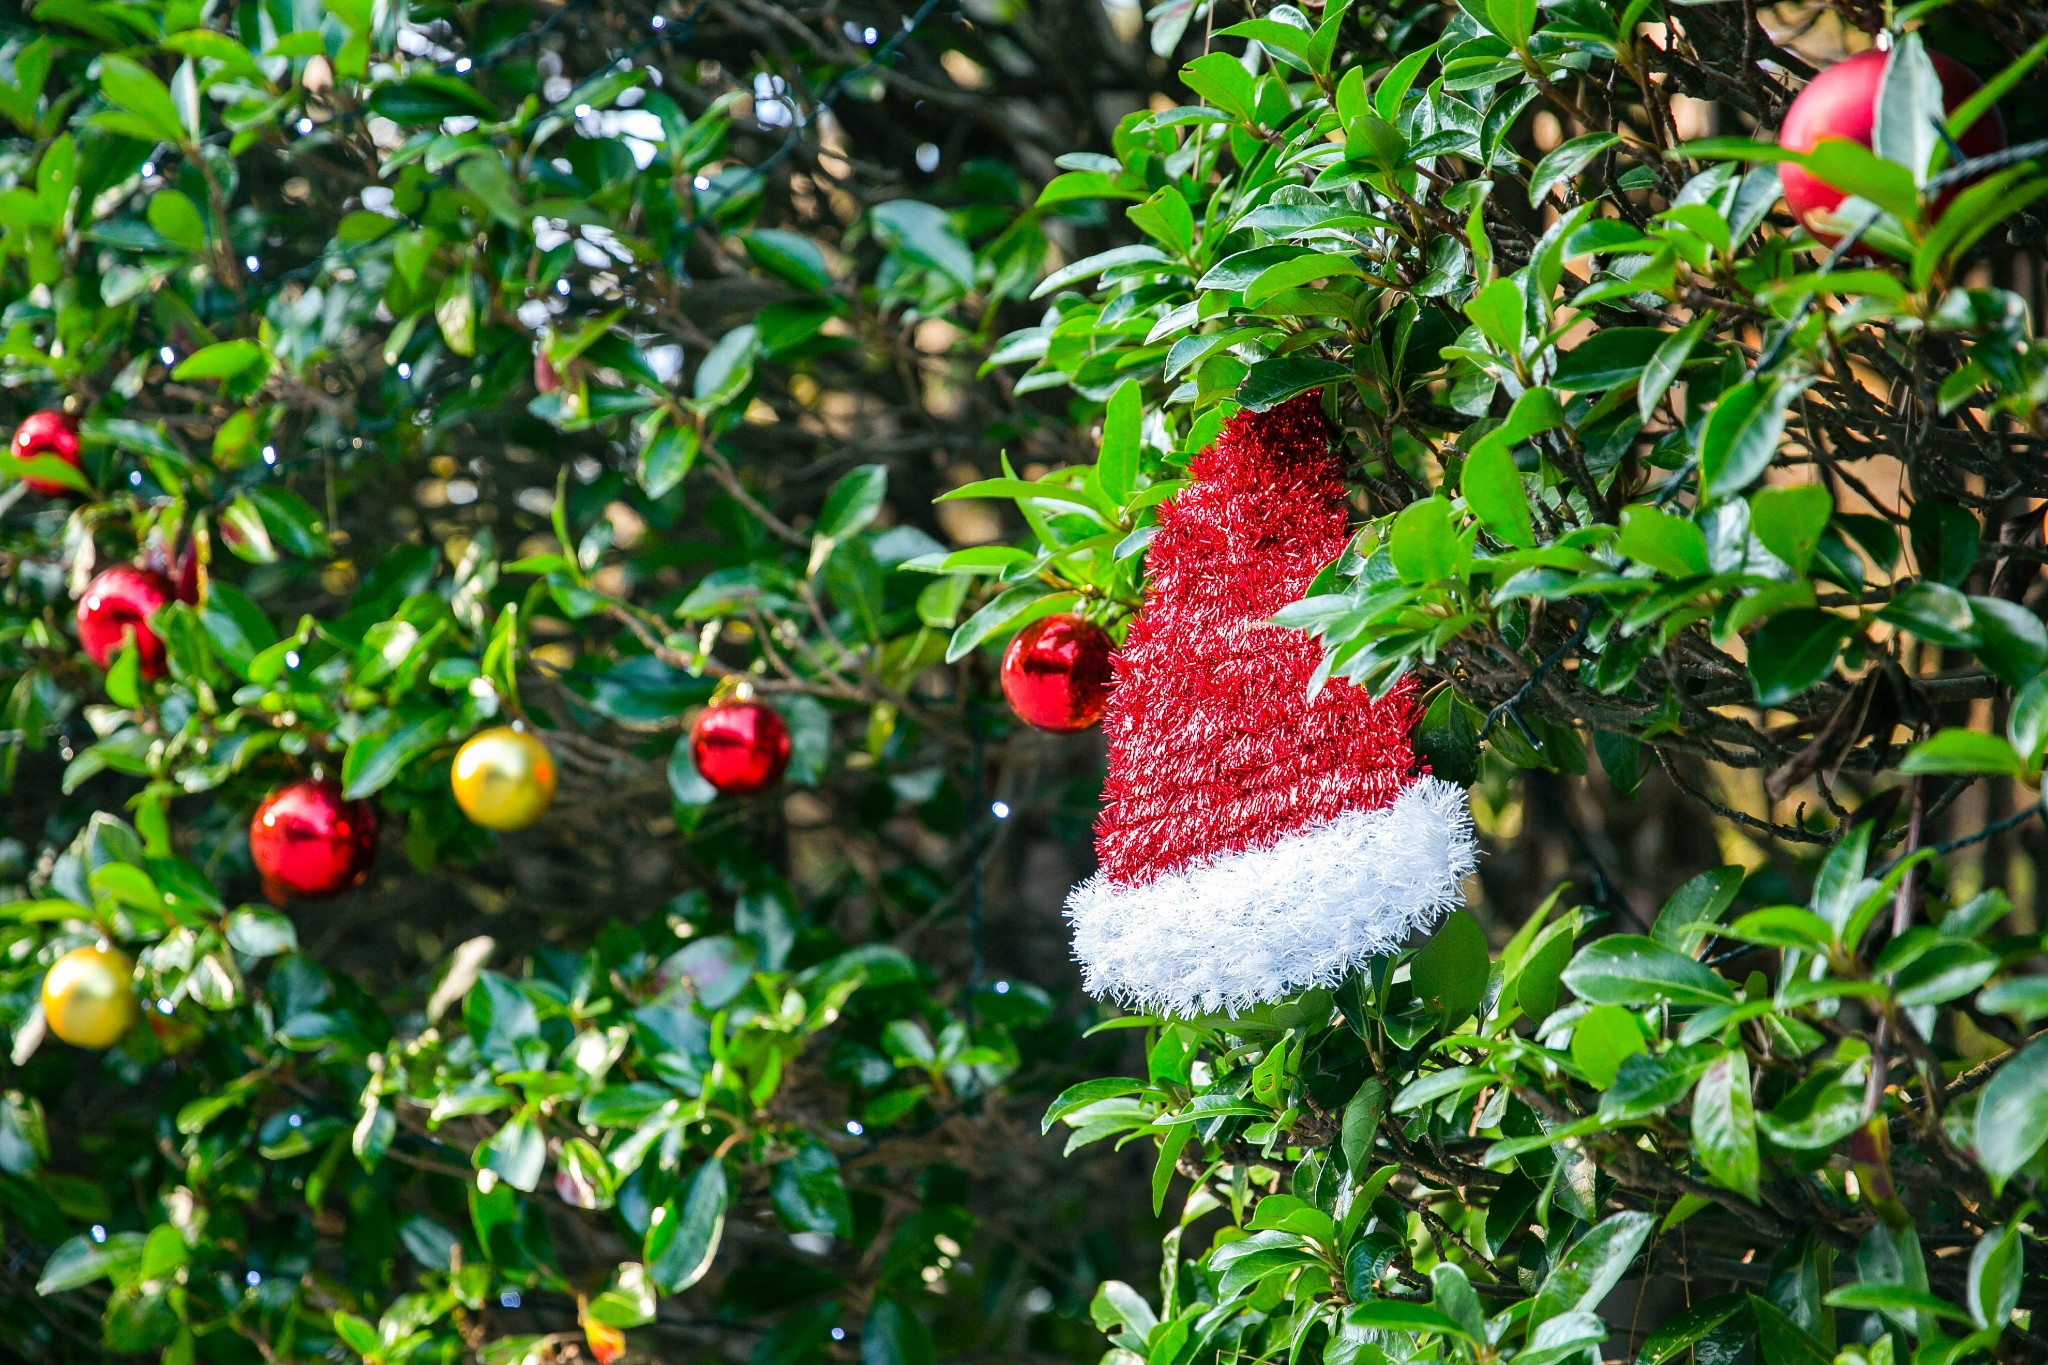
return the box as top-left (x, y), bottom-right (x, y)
top-left (1064, 777), bottom-right (1477, 1019)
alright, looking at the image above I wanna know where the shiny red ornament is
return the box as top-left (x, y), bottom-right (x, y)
top-left (174, 546), bottom-right (201, 604)
top-left (76, 565), bottom-right (174, 680)
top-left (690, 700), bottom-right (791, 795)
top-left (1001, 614), bottom-right (1114, 732)
top-left (1778, 48), bottom-right (2003, 248)
top-left (142, 540), bottom-right (202, 604)
top-left (10, 410), bottom-right (82, 495)
top-left (249, 779), bottom-right (378, 902)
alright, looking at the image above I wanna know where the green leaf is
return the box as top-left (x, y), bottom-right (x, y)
top-left (639, 423), bottom-right (698, 499)
top-left (1872, 34), bottom-right (1945, 186)
top-left (1976, 1034), bottom-right (2048, 1186)
top-left (861, 1296), bottom-right (935, 1365)
top-left (1549, 326), bottom-right (1666, 392)
top-left (1529, 133), bottom-right (1620, 205)
top-left (1700, 378), bottom-right (1800, 501)
top-left (1878, 581), bottom-right (1979, 650)
top-left (333, 1310), bottom-right (381, 1356)
top-left (1180, 51), bottom-right (1257, 121)
top-left (1799, 137), bottom-right (1921, 224)
top-left (98, 56), bottom-right (188, 144)
top-left (1967, 1222), bottom-right (2023, 1330)
top-left (770, 1139), bottom-right (852, 1239)
top-left (367, 74), bottom-right (498, 124)
top-left (646, 1158), bottom-right (728, 1292)
top-left (1749, 1295), bottom-right (1831, 1365)
top-left (1341, 1301), bottom-right (1472, 1338)
top-left (341, 709), bottom-right (451, 799)
top-left (1637, 1294), bottom-right (1747, 1365)
top-left (738, 229), bottom-right (832, 291)
top-left (815, 464), bottom-right (889, 543)
top-left (1691, 1050), bottom-right (1760, 1201)
top-left (1899, 728), bottom-right (2024, 778)
top-left (1652, 867), bottom-right (1744, 948)
top-left (1237, 358), bottom-right (1349, 412)
top-left (1388, 498), bottom-right (1470, 586)
top-left (103, 637), bottom-right (142, 708)
top-left (1410, 909), bottom-right (1488, 1026)
top-left (1340, 1078), bottom-right (1385, 1172)
top-left (1569, 1004), bottom-right (1646, 1088)
top-left (38, 1230), bottom-right (146, 1294)
top-left (944, 584), bottom-right (1071, 665)
top-left (871, 200), bottom-right (975, 292)
top-left (1748, 484), bottom-right (1831, 572)
top-left (1746, 609), bottom-right (1854, 708)
top-left (1460, 438), bottom-right (1534, 549)
top-left (1414, 688), bottom-right (1481, 787)
top-left (172, 339), bottom-right (270, 385)
top-left (1618, 505), bottom-right (1709, 579)
top-left (1098, 379), bottom-right (1142, 504)
top-left (1244, 253), bottom-right (1365, 307)
top-left (1032, 244), bottom-right (1169, 298)
top-left (1528, 1211), bottom-right (1653, 1332)
top-left (1639, 315), bottom-right (1709, 424)
top-left (146, 189), bottom-right (205, 252)
top-left (1908, 499), bottom-right (1978, 588)
top-left (1824, 1282), bottom-right (1969, 1322)
top-left (225, 907), bottom-right (298, 957)
top-left (1464, 277), bottom-right (1525, 354)
top-left (480, 1113), bottom-right (546, 1192)
top-left (693, 325), bottom-right (758, 408)
top-left (1970, 596), bottom-right (2047, 689)
top-left (1560, 935), bottom-right (1735, 1008)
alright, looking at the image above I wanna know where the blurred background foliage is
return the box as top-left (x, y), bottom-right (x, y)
top-left (0, 0), bottom-right (1184, 1360)
top-left (7, 0), bottom-right (2048, 1362)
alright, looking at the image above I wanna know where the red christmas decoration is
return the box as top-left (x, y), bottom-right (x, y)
top-left (1778, 48), bottom-right (2003, 247)
top-left (249, 778), bottom-right (378, 902)
top-left (690, 699), bottom-right (791, 795)
top-left (76, 565), bottom-right (174, 680)
top-left (1064, 395), bottom-right (1474, 1018)
top-left (1001, 613), bottom-right (1114, 732)
top-left (141, 539), bottom-right (203, 604)
top-left (10, 410), bottom-right (82, 495)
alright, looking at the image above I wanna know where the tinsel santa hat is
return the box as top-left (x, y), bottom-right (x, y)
top-left (1065, 393), bottom-right (1476, 1018)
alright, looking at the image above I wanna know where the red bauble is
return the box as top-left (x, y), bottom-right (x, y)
top-left (249, 779), bottom-right (378, 901)
top-left (10, 410), bottom-right (82, 495)
top-left (142, 541), bottom-right (203, 605)
top-left (1001, 614), bottom-right (1114, 732)
top-left (76, 566), bottom-right (174, 680)
top-left (173, 546), bottom-right (201, 604)
top-left (1779, 48), bottom-right (2004, 247)
top-left (690, 700), bottom-right (791, 795)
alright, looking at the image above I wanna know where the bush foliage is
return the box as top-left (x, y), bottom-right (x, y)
top-left (5, 0), bottom-right (2048, 1363)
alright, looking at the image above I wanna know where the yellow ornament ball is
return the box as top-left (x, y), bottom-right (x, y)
top-left (42, 944), bottom-right (139, 1050)
top-left (451, 726), bottom-right (558, 831)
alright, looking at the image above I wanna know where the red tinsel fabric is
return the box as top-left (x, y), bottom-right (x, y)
top-left (1095, 394), bottom-right (1420, 887)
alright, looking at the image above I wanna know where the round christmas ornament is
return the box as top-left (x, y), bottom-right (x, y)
top-left (42, 944), bottom-right (139, 1049)
top-left (1002, 613), bottom-right (1114, 732)
top-left (451, 725), bottom-right (558, 831)
top-left (1065, 394), bottom-right (1476, 1018)
top-left (1778, 47), bottom-right (2002, 247)
top-left (250, 778), bottom-right (378, 901)
top-left (691, 696), bottom-right (791, 795)
top-left (10, 409), bottom-right (82, 495)
top-left (76, 565), bottom-right (174, 680)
